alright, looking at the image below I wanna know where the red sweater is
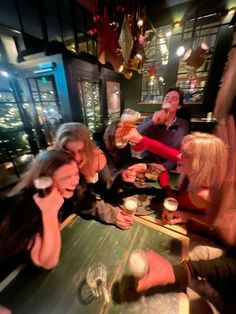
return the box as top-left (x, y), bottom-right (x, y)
top-left (134, 136), bottom-right (179, 161)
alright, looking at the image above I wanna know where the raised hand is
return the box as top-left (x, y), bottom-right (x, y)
top-left (137, 250), bottom-right (175, 291)
top-left (33, 187), bottom-right (64, 214)
top-left (152, 110), bottom-right (169, 125)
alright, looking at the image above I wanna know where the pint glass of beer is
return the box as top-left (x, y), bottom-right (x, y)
top-left (115, 109), bottom-right (141, 148)
top-left (162, 197), bottom-right (178, 223)
top-left (34, 176), bottom-right (53, 197)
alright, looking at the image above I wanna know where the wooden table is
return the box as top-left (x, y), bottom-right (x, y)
top-left (0, 216), bottom-right (189, 314)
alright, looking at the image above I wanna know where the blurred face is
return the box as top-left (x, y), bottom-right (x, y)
top-left (53, 161), bottom-right (79, 198)
top-left (65, 140), bottom-right (87, 168)
top-left (176, 143), bottom-right (194, 175)
top-left (162, 91), bottom-right (180, 113)
top-left (114, 121), bottom-right (128, 148)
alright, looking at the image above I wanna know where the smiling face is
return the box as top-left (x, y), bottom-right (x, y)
top-left (176, 142), bottom-right (194, 175)
top-left (65, 140), bottom-right (87, 168)
top-left (52, 161), bottom-right (79, 198)
top-left (162, 90), bottom-right (180, 113)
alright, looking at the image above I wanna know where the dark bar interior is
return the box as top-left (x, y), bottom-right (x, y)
top-left (0, 1), bottom-right (235, 313)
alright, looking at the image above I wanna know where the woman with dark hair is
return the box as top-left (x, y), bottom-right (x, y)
top-left (0, 150), bottom-right (79, 275)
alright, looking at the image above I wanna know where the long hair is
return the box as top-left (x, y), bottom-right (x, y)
top-left (54, 122), bottom-right (96, 171)
top-left (10, 150), bottom-right (76, 196)
top-left (181, 132), bottom-right (228, 188)
top-left (103, 120), bottom-right (132, 164)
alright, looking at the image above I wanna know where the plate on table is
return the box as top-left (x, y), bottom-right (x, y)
top-left (122, 194), bottom-right (163, 216)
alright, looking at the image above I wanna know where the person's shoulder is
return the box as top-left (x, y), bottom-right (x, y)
top-left (176, 117), bottom-right (189, 128)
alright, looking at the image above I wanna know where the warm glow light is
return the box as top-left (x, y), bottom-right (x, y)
top-left (174, 21), bottom-right (181, 28)
top-left (227, 7), bottom-right (235, 15)
top-left (0, 71), bottom-right (9, 77)
top-left (166, 31), bottom-right (172, 37)
top-left (137, 19), bottom-right (144, 27)
top-left (176, 45), bottom-right (185, 56)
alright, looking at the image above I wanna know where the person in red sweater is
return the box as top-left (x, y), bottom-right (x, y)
top-left (122, 128), bottom-right (228, 223)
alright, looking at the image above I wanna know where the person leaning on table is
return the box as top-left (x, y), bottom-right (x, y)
top-left (0, 150), bottom-right (80, 272)
top-left (54, 122), bottom-right (134, 229)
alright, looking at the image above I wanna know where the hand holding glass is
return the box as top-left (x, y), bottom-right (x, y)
top-left (162, 197), bottom-right (178, 224)
top-left (115, 109), bottom-right (141, 148)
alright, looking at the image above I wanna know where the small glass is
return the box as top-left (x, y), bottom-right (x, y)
top-left (86, 262), bottom-right (110, 303)
top-left (34, 176), bottom-right (53, 197)
top-left (162, 197), bottom-right (178, 223)
top-left (123, 197), bottom-right (139, 215)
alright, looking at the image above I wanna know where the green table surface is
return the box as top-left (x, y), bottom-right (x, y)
top-left (0, 217), bottom-right (188, 314)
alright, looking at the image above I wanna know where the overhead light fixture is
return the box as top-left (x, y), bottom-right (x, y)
top-left (196, 42), bottom-right (210, 55)
top-left (227, 7), bottom-right (235, 15)
top-left (176, 45), bottom-right (185, 57)
top-left (173, 21), bottom-right (181, 28)
top-left (182, 48), bottom-right (205, 69)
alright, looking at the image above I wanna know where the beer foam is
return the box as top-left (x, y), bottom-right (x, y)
top-left (163, 198), bottom-right (178, 211)
top-left (34, 176), bottom-right (53, 189)
top-left (124, 198), bottom-right (138, 210)
top-left (129, 250), bottom-right (149, 278)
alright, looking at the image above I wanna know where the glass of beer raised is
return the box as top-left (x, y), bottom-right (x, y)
top-left (115, 109), bottom-right (141, 148)
top-left (34, 176), bottom-right (53, 197)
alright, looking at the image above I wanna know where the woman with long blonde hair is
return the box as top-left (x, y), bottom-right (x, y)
top-left (123, 129), bottom-right (228, 219)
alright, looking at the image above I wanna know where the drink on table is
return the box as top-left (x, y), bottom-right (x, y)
top-left (162, 197), bottom-right (178, 223)
top-left (123, 197), bottom-right (139, 215)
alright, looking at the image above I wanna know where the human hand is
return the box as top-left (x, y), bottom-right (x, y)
top-left (161, 210), bottom-right (183, 225)
top-left (122, 163), bottom-right (147, 183)
top-left (158, 171), bottom-right (170, 187)
top-left (136, 250), bottom-right (175, 291)
top-left (116, 210), bottom-right (134, 229)
top-left (152, 110), bottom-right (169, 125)
top-left (33, 187), bottom-right (64, 214)
top-left (123, 127), bottom-right (143, 144)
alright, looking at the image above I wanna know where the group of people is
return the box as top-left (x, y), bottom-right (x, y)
top-left (0, 87), bottom-right (234, 312)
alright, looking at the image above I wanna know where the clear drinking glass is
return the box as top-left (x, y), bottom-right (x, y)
top-left (33, 176), bottom-right (53, 197)
top-left (162, 197), bottom-right (178, 223)
top-left (115, 109), bottom-right (141, 148)
top-left (86, 262), bottom-right (110, 303)
top-left (123, 196), bottom-right (139, 215)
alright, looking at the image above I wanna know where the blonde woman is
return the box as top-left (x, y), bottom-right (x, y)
top-left (54, 122), bottom-right (134, 229)
top-left (123, 129), bottom-right (228, 221)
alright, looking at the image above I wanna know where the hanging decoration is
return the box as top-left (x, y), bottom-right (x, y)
top-left (89, 0), bottom-right (148, 79)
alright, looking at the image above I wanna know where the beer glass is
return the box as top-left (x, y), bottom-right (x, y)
top-left (34, 176), bottom-right (53, 197)
top-left (162, 197), bottom-right (178, 223)
top-left (115, 109), bottom-right (141, 148)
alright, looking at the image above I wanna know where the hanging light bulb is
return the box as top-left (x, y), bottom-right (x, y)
top-left (137, 19), bottom-right (144, 28)
top-left (176, 45), bottom-right (185, 57)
